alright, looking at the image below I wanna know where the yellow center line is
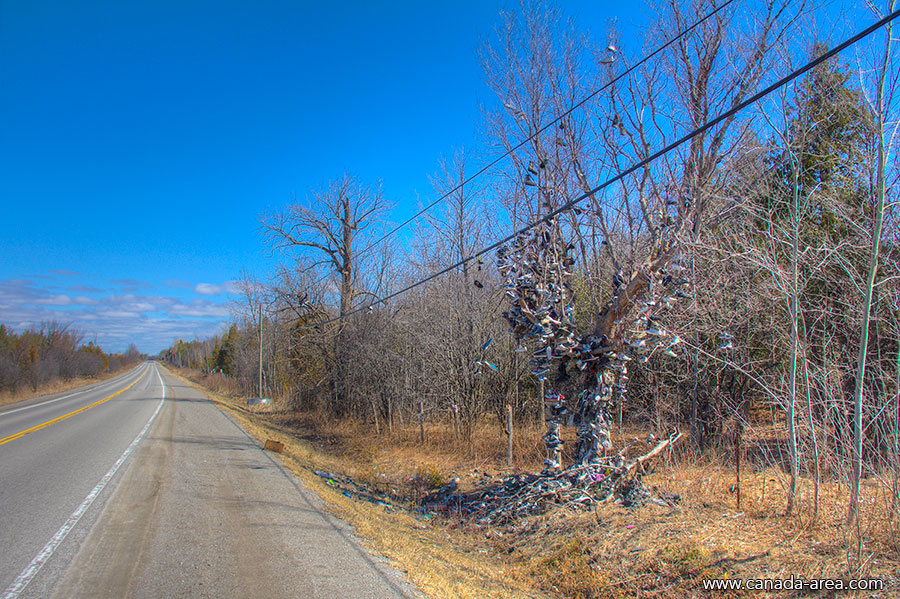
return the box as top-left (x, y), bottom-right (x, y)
top-left (0, 369), bottom-right (149, 447)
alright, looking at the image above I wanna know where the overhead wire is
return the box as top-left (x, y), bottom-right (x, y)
top-left (299, 0), bottom-right (739, 293)
top-left (357, 0), bottom-right (738, 255)
top-left (299, 6), bottom-right (900, 331)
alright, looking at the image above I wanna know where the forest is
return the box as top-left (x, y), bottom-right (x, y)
top-left (161, 0), bottom-right (900, 565)
top-left (0, 322), bottom-right (143, 394)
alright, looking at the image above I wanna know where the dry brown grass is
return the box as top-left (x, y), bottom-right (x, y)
top-left (501, 454), bottom-right (900, 598)
top-left (0, 366), bottom-right (135, 409)
top-left (171, 366), bottom-right (900, 599)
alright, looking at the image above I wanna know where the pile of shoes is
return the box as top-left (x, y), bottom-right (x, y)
top-left (429, 430), bottom-right (682, 525)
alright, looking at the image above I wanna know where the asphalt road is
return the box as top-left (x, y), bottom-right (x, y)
top-left (0, 362), bottom-right (420, 599)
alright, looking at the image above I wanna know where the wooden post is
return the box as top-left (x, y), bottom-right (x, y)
top-left (418, 401), bottom-right (425, 445)
top-left (258, 305), bottom-right (263, 398)
top-left (452, 404), bottom-right (459, 440)
top-left (513, 342), bottom-right (519, 421)
top-left (506, 404), bottom-right (513, 467)
top-left (372, 401), bottom-right (380, 436)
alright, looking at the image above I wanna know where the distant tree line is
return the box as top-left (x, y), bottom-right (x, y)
top-left (0, 322), bottom-right (143, 393)
top-left (162, 0), bottom-right (900, 527)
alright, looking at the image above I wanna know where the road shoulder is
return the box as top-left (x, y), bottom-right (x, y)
top-left (51, 367), bottom-right (420, 599)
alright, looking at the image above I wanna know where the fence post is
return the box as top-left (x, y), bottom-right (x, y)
top-left (452, 404), bottom-right (459, 440)
top-left (418, 401), bottom-right (425, 445)
top-left (506, 404), bottom-right (514, 467)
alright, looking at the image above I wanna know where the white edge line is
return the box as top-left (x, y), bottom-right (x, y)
top-left (0, 364), bottom-right (147, 417)
top-left (1, 364), bottom-right (166, 599)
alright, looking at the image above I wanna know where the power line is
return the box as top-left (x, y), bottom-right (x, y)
top-left (301, 7), bottom-right (899, 331)
top-left (359, 0), bottom-right (738, 255)
top-left (299, 0), bottom-right (740, 292)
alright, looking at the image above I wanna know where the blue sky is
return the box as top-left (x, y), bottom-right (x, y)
top-left (1, 0), bottom-right (637, 354)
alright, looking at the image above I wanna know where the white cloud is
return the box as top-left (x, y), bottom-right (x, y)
top-left (171, 299), bottom-right (229, 318)
top-left (37, 294), bottom-right (71, 306)
top-left (194, 281), bottom-right (241, 296)
top-left (99, 310), bottom-right (141, 319)
top-left (1, 277), bottom-right (234, 354)
top-left (194, 283), bottom-right (222, 295)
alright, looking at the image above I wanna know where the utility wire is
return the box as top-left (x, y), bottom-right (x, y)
top-left (359, 0), bottom-right (738, 254)
top-left (300, 0), bottom-right (739, 293)
top-left (301, 7), bottom-right (900, 331)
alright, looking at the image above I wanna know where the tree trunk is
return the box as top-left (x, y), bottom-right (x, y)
top-left (892, 342), bottom-right (899, 516)
top-left (849, 19), bottom-right (891, 528)
top-left (802, 315), bottom-right (821, 521)
top-left (418, 401), bottom-right (425, 446)
top-left (787, 164), bottom-right (801, 516)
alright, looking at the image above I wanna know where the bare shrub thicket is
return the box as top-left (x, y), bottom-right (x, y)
top-left (0, 322), bottom-right (142, 393)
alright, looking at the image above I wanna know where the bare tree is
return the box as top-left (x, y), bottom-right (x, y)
top-left (849, 0), bottom-right (900, 532)
top-left (262, 173), bottom-right (388, 318)
top-left (262, 173), bottom-right (390, 413)
top-left (483, 0), bottom-right (802, 467)
top-left (413, 149), bottom-right (499, 437)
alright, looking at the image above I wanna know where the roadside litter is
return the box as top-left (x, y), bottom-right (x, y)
top-left (263, 439), bottom-right (284, 452)
top-left (313, 469), bottom-right (402, 512)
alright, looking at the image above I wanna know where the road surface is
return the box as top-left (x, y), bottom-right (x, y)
top-left (0, 362), bottom-right (419, 599)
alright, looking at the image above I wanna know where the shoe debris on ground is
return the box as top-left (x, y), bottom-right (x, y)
top-left (420, 430), bottom-right (683, 525)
